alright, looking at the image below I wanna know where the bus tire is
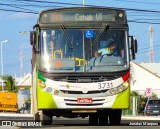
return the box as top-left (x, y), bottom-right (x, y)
top-left (98, 110), bottom-right (109, 125)
top-left (109, 109), bottom-right (122, 125)
top-left (89, 113), bottom-right (98, 126)
top-left (38, 110), bottom-right (53, 125)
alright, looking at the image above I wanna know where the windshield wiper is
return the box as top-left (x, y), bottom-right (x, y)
top-left (60, 25), bottom-right (73, 49)
top-left (92, 24), bottom-right (109, 47)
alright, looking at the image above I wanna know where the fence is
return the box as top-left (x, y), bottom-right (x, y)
top-left (122, 96), bottom-right (143, 116)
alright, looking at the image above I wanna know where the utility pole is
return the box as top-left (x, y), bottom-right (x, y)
top-left (20, 49), bottom-right (24, 78)
top-left (0, 40), bottom-right (9, 91)
top-left (19, 31), bottom-right (30, 78)
top-left (149, 25), bottom-right (154, 63)
top-left (82, 0), bottom-right (85, 6)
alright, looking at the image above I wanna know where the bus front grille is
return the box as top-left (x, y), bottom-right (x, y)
top-left (52, 76), bottom-right (118, 83)
top-left (61, 89), bottom-right (109, 94)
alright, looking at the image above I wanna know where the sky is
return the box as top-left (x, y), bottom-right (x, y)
top-left (1, 0), bottom-right (160, 77)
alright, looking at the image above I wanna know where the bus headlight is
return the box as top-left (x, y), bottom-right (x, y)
top-left (117, 85), bottom-right (124, 92)
top-left (107, 80), bottom-right (129, 96)
top-left (122, 80), bottom-right (129, 88)
top-left (110, 89), bottom-right (116, 95)
top-left (46, 87), bottom-right (60, 95)
top-left (41, 83), bottom-right (46, 88)
top-left (54, 90), bottom-right (60, 95)
top-left (46, 87), bottom-right (53, 93)
top-left (38, 79), bottom-right (46, 88)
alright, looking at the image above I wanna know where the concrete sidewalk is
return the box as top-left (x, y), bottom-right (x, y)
top-left (122, 115), bottom-right (160, 120)
top-left (0, 113), bottom-right (33, 118)
top-left (0, 127), bottom-right (21, 129)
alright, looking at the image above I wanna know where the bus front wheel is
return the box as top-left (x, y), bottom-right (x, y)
top-left (89, 113), bottom-right (98, 125)
top-left (35, 110), bottom-right (53, 125)
top-left (108, 109), bottom-right (122, 125)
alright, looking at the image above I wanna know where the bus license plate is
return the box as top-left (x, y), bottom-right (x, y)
top-left (77, 98), bottom-right (92, 104)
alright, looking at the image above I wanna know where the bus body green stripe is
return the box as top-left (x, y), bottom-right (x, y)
top-left (37, 86), bottom-right (58, 109)
top-left (112, 87), bottom-right (130, 109)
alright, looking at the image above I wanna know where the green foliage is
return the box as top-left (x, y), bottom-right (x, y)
top-left (151, 92), bottom-right (158, 99)
top-left (2, 75), bottom-right (18, 92)
top-left (144, 91), bottom-right (158, 99)
top-left (24, 86), bottom-right (30, 90)
top-left (24, 96), bottom-right (31, 109)
top-left (126, 91), bottom-right (159, 115)
top-left (137, 92), bottom-right (158, 114)
top-left (25, 97), bottom-right (31, 103)
top-left (130, 91), bottom-right (140, 96)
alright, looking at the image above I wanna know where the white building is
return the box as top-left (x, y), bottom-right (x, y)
top-left (16, 73), bottom-right (32, 109)
top-left (130, 62), bottom-right (160, 98)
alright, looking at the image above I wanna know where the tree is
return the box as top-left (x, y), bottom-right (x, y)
top-left (130, 91), bottom-right (140, 96)
top-left (150, 92), bottom-right (157, 99)
top-left (3, 75), bottom-right (18, 92)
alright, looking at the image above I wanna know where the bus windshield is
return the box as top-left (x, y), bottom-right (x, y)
top-left (39, 27), bottom-right (129, 73)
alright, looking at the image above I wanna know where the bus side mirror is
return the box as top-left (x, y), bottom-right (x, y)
top-left (129, 36), bottom-right (138, 60)
top-left (30, 31), bottom-right (36, 45)
top-left (133, 38), bottom-right (138, 53)
top-left (30, 31), bottom-right (39, 54)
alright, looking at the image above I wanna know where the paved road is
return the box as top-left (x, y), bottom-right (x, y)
top-left (24, 126), bottom-right (160, 129)
top-left (19, 118), bottom-right (160, 129)
top-left (0, 113), bottom-right (160, 129)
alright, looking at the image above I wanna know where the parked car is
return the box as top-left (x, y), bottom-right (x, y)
top-left (144, 98), bottom-right (160, 116)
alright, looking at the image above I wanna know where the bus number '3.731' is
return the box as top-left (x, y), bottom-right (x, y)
top-left (98, 82), bottom-right (113, 89)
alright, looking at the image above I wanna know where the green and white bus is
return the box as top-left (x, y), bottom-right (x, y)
top-left (30, 7), bottom-right (137, 125)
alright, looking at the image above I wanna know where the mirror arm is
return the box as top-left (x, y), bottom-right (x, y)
top-left (33, 45), bottom-right (39, 54)
top-left (33, 24), bottom-right (39, 30)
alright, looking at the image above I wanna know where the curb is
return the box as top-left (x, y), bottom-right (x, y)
top-left (122, 116), bottom-right (160, 120)
top-left (0, 113), bottom-right (33, 118)
top-left (0, 127), bottom-right (21, 129)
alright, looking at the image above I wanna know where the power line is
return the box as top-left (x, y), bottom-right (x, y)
top-left (137, 40), bottom-right (160, 47)
top-left (0, 8), bottom-right (38, 14)
top-left (1, 0), bottom-right (160, 25)
top-left (0, 3), bottom-right (37, 12)
top-left (137, 47), bottom-right (160, 54)
top-left (0, 2), bottom-right (62, 8)
top-left (115, 0), bottom-right (160, 6)
top-left (11, 0), bottom-right (83, 6)
top-left (128, 20), bottom-right (160, 24)
top-left (139, 44), bottom-right (160, 51)
top-left (9, 0), bottom-right (160, 14)
top-left (130, 18), bottom-right (160, 21)
top-left (1, 0), bottom-right (160, 24)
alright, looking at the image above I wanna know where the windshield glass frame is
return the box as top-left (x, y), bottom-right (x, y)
top-left (38, 27), bottom-right (129, 73)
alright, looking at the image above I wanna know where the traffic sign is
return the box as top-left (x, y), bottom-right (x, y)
top-left (146, 88), bottom-right (152, 97)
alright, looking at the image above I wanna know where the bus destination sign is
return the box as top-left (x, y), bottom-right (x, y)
top-left (40, 10), bottom-right (125, 24)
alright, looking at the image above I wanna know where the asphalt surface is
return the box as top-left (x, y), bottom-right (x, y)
top-left (0, 113), bottom-right (160, 128)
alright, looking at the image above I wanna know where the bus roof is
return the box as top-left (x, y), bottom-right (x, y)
top-left (39, 6), bottom-right (126, 14)
top-left (38, 7), bottom-right (127, 25)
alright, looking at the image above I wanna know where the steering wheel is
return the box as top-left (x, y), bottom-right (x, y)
top-left (99, 53), bottom-right (112, 63)
top-left (101, 53), bottom-right (112, 57)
